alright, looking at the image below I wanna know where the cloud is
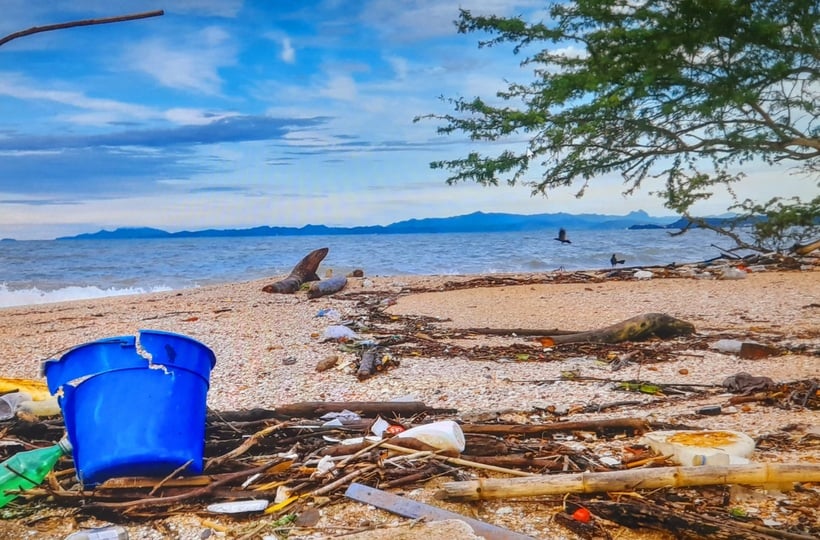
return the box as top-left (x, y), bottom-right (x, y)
top-left (124, 27), bottom-right (236, 94)
top-left (0, 73), bottom-right (155, 123)
top-left (280, 37), bottom-right (296, 63)
top-left (0, 146), bottom-right (203, 196)
top-left (318, 74), bottom-right (358, 101)
top-left (0, 115), bottom-right (335, 199)
top-left (0, 115), bottom-right (332, 151)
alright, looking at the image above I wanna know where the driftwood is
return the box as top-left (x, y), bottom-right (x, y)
top-left (542, 313), bottom-right (695, 345)
top-left (460, 417), bottom-right (650, 437)
top-left (440, 462), bottom-right (820, 501)
top-left (467, 313), bottom-right (694, 344)
top-left (307, 275), bottom-right (348, 298)
top-left (272, 400), bottom-right (456, 418)
top-left (262, 247), bottom-right (328, 293)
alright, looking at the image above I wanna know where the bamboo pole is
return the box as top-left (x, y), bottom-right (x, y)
top-left (440, 462), bottom-right (820, 501)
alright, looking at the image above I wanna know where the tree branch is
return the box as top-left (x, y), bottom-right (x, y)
top-left (0, 10), bottom-right (164, 48)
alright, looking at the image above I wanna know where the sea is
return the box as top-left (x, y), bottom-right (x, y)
top-left (0, 228), bottom-right (742, 309)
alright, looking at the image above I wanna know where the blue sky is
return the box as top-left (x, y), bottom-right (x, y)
top-left (0, 1), bottom-right (810, 240)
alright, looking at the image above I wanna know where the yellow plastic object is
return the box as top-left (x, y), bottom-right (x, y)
top-left (643, 430), bottom-right (756, 466)
top-left (0, 377), bottom-right (52, 401)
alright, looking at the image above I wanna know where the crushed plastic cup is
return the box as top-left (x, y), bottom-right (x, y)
top-left (0, 391), bottom-right (31, 420)
top-left (395, 420), bottom-right (465, 453)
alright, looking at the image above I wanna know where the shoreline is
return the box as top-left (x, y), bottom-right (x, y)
top-left (1, 266), bottom-right (816, 410)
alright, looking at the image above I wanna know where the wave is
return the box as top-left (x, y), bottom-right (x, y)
top-left (0, 283), bottom-right (174, 309)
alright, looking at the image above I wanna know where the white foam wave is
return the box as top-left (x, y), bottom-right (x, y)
top-left (0, 283), bottom-right (174, 308)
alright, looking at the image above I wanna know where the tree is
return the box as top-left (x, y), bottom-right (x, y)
top-left (417, 0), bottom-right (819, 252)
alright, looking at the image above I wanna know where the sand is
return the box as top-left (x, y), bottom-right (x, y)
top-left (0, 265), bottom-right (818, 539)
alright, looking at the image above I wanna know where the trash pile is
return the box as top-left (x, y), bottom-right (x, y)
top-left (2, 386), bottom-right (819, 539)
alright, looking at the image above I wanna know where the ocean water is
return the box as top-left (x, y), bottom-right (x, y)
top-left (0, 228), bottom-right (739, 308)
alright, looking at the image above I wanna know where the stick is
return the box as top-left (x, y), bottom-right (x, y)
top-left (440, 462), bottom-right (820, 501)
top-left (460, 417), bottom-right (650, 437)
top-left (84, 460), bottom-right (283, 509)
top-left (381, 443), bottom-right (535, 477)
top-left (0, 10), bottom-right (164, 47)
top-left (272, 401), bottom-right (456, 418)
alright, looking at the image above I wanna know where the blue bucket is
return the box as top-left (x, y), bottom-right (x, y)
top-left (42, 330), bottom-right (216, 486)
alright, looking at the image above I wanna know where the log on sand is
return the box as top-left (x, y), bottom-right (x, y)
top-left (468, 313), bottom-right (695, 344)
top-left (262, 247), bottom-right (328, 293)
top-left (307, 275), bottom-right (348, 299)
top-left (543, 313), bottom-right (695, 345)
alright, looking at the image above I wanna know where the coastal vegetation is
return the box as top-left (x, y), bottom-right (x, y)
top-left (418, 0), bottom-right (819, 252)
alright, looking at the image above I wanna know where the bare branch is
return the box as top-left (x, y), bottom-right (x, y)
top-left (0, 10), bottom-right (164, 48)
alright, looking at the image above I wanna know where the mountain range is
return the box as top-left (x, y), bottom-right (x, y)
top-left (56, 210), bottom-right (688, 240)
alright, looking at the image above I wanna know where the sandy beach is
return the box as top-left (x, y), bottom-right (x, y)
top-left (0, 264), bottom-right (818, 539)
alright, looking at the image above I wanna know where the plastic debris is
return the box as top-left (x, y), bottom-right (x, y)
top-left (64, 526), bottom-right (128, 540)
top-left (0, 437), bottom-right (72, 508)
top-left (712, 339), bottom-right (744, 353)
top-left (643, 430), bottom-right (755, 466)
top-left (633, 270), bottom-right (653, 280)
top-left (720, 267), bottom-right (748, 280)
top-left (0, 391), bottom-right (31, 421)
top-left (395, 420), bottom-right (466, 453)
top-left (18, 396), bottom-right (61, 417)
top-left (316, 308), bottom-right (341, 320)
top-left (319, 409), bottom-right (361, 422)
top-left (206, 499), bottom-right (269, 514)
top-left (370, 417), bottom-right (391, 437)
top-left (321, 325), bottom-right (359, 341)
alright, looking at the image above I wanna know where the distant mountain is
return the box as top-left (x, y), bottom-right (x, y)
top-left (56, 210), bottom-right (680, 240)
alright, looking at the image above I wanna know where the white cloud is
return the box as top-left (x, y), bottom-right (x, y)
top-left (0, 73), bottom-right (155, 124)
top-left (163, 108), bottom-right (238, 125)
top-left (280, 37), bottom-right (295, 63)
top-left (124, 27), bottom-right (235, 95)
top-left (318, 74), bottom-right (358, 101)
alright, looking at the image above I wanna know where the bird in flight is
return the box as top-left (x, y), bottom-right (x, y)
top-left (610, 253), bottom-right (625, 266)
top-left (554, 228), bottom-right (571, 244)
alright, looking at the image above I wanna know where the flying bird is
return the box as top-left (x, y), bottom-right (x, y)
top-left (610, 253), bottom-right (625, 266)
top-left (554, 228), bottom-right (571, 244)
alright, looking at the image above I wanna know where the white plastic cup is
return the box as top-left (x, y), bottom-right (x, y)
top-left (0, 392), bottom-right (31, 421)
top-left (395, 420), bottom-right (466, 453)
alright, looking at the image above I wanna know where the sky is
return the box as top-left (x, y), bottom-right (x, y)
top-left (0, 1), bottom-right (812, 240)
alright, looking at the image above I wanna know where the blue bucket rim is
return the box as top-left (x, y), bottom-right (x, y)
top-left (41, 329), bottom-right (216, 394)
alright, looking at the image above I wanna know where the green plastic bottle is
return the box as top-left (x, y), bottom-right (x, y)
top-left (0, 436), bottom-right (72, 507)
